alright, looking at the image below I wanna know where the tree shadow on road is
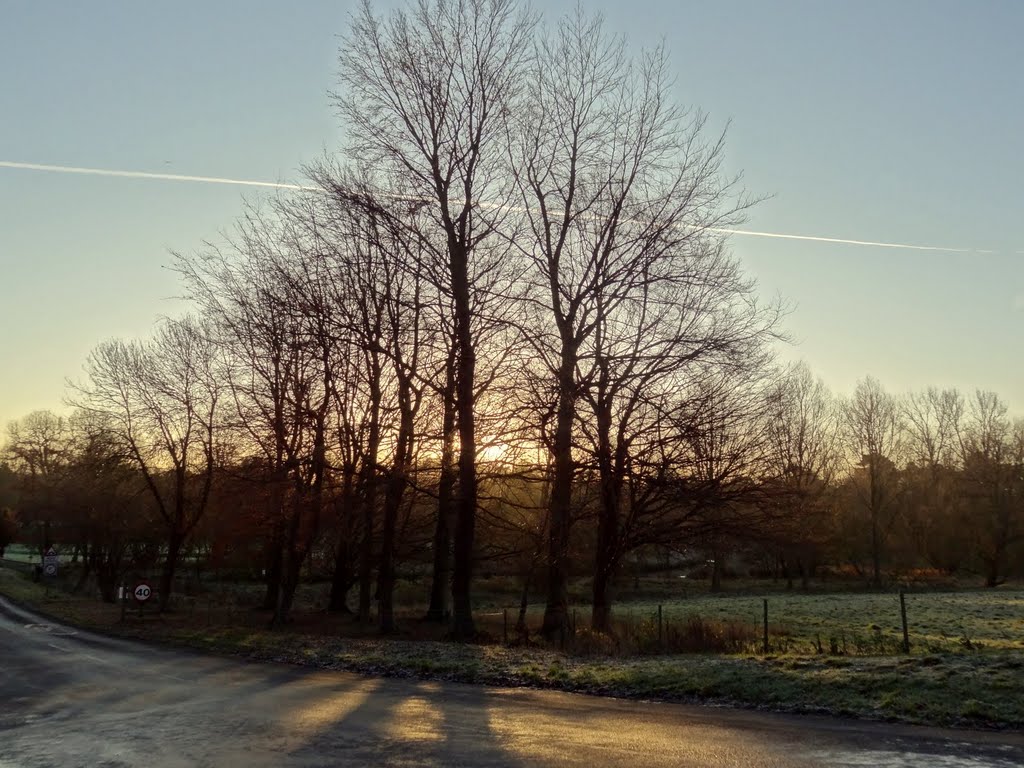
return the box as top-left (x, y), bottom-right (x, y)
top-left (288, 676), bottom-right (532, 767)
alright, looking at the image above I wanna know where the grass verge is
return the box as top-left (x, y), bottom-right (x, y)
top-left (2, 566), bottom-right (1021, 731)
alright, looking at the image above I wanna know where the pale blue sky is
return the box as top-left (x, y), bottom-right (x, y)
top-left (1, 0), bottom-right (1021, 426)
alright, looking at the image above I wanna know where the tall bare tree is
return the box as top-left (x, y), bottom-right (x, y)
top-left (175, 215), bottom-right (315, 613)
top-left (509, 8), bottom-right (767, 637)
top-left (336, 0), bottom-right (536, 637)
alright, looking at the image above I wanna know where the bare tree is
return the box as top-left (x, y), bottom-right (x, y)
top-left (958, 391), bottom-right (1023, 586)
top-left (4, 411), bottom-right (68, 479)
top-left (902, 387), bottom-right (965, 572)
top-left (73, 317), bottom-right (223, 611)
top-left (175, 216), bottom-right (315, 613)
top-left (843, 376), bottom-right (904, 587)
top-left (764, 362), bottom-right (841, 589)
top-left (336, 0), bottom-right (536, 637)
top-left (3, 410), bottom-right (69, 554)
top-left (509, 8), bottom-right (767, 637)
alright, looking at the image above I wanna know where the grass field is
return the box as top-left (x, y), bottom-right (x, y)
top-left (596, 590), bottom-right (1024, 654)
top-left (2, 564), bottom-right (1022, 729)
top-left (1, 544), bottom-right (40, 564)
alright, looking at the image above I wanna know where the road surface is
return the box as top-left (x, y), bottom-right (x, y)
top-left (1, 596), bottom-right (1022, 767)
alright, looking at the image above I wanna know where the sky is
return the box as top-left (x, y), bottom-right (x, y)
top-left (1, 0), bottom-right (1022, 428)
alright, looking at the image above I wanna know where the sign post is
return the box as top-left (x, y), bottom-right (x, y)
top-left (42, 547), bottom-right (59, 596)
top-left (42, 547), bottom-right (59, 578)
top-left (133, 580), bottom-right (153, 618)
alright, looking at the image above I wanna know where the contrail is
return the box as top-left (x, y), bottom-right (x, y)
top-left (0, 160), bottom-right (1005, 254)
top-left (706, 227), bottom-right (997, 254)
top-left (0, 160), bottom-right (317, 191)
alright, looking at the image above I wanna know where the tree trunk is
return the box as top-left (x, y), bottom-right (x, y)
top-left (871, 516), bottom-right (881, 588)
top-left (591, 566), bottom-right (614, 633)
top-left (425, 481), bottom-right (453, 622)
top-left (377, 377), bottom-right (414, 635)
top-left (869, 459), bottom-right (883, 588)
top-left (328, 478), bottom-right (357, 613)
top-left (328, 530), bottom-right (355, 614)
top-left (542, 347), bottom-right (576, 641)
top-left (377, 468), bottom-right (403, 633)
top-left (591, 384), bottom-right (625, 634)
top-left (426, 366), bottom-right (457, 623)
top-left (263, 535), bottom-right (284, 611)
top-left (159, 532), bottom-right (184, 612)
top-left (450, 244), bottom-right (478, 639)
top-left (274, 555), bottom-right (303, 627)
top-left (358, 477), bottom-right (377, 622)
top-left (358, 357), bottom-right (383, 623)
top-left (516, 571), bottom-right (532, 635)
top-left (73, 542), bottom-right (92, 594)
top-left (96, 552), bottom-right (119, 604)
top-left (984, 548), bottom-right (1005, 588)
top-left (710, 544), bottom-right (722, 593)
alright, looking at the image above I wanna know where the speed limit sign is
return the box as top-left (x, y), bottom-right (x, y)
top-left (133, 582), bottom-right (153, 603)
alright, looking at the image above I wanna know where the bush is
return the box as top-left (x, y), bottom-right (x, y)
top-left (569, 612), bottom-right (760, 656)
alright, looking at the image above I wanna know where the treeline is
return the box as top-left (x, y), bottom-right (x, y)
top-left (2, 0), bottom-right (1021, 638)
top-left (4, 372), bottom-right (1022, 626)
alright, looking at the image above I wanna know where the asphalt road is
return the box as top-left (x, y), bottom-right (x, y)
top-left (1, 596), bottom-right (1022, 768)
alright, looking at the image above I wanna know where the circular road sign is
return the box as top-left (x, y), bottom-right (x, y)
top-left (43, 564), bottom-right (57, 576)
top-left (133, 582), bottom-right (153, 603)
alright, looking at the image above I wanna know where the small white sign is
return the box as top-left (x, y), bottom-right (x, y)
top-left (133, 582), bottom-right (153, 603)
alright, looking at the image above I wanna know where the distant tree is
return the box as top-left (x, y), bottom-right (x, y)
top-left (958, 391), bottom-right (1024, 586)
top-left (764, 363), bottom-right (841, 588)
top-left (671, 371), bottom-right (775, 593)
top-left (59, 411), bottom-right (151, 601)
top-left (3, 410), bottom-right (71, 553)
top-left (73, 317), bottom-right (223, 611)
top-left (0, 507), bottom-right (17, 558)
top-left (843, 376), bottom-right (904, 586)
top-left (4, 411), bottom-right (68, 478)
top-left (901, 387), bottom-right (966, 573)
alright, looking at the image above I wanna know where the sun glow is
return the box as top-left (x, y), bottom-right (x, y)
top-left (478, 440), bottom-right (510, 463)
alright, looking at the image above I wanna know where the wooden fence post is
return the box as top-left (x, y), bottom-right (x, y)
top-left (899, 589), bottom-right (910, 653)
top-left (763, 599), bottom-right (769, 654)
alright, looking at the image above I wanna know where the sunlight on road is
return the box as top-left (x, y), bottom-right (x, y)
top-left (283, 678), bottom-right (378, 735)
top-left (393, 694), bottom-right (446, 743)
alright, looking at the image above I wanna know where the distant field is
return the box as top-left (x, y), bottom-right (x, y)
top-left (604, 590), bottom-right (1024, 654)
top-left (65, 570), bottom-right (1022, 656)
top-left (2, 544), bottom-right (39, 563)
